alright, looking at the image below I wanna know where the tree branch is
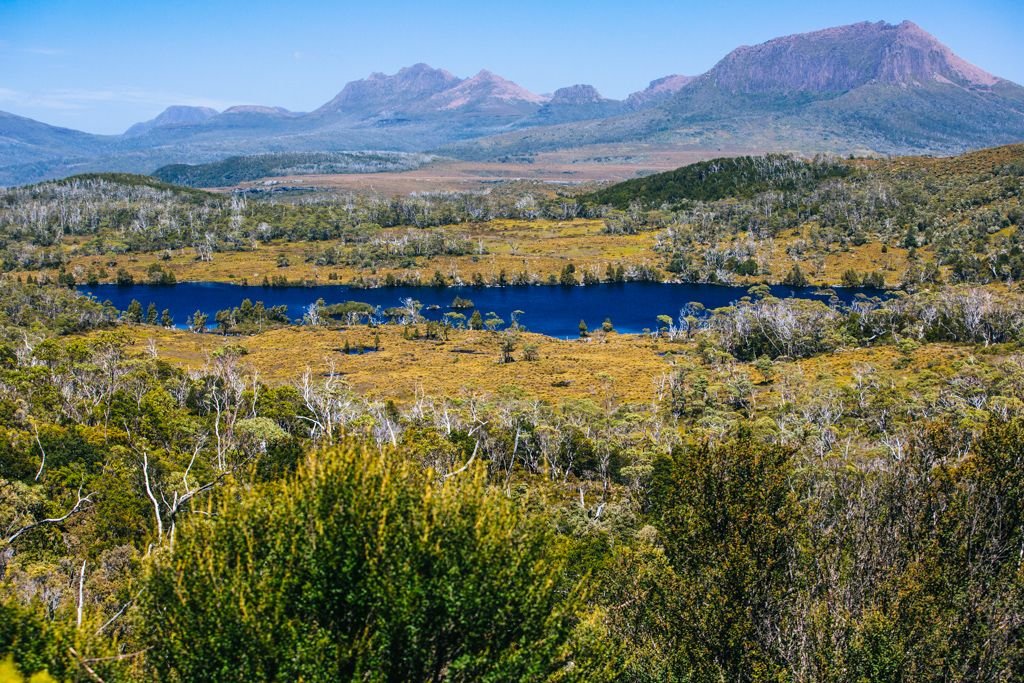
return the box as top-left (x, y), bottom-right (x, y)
top-left (6, 486), bottom-right (93, 544)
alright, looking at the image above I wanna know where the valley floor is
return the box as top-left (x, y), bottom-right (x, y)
top-left (222, 146), bottom-right (757, 194)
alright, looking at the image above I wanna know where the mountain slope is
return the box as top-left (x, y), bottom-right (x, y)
top-left (698, 20), bottom-right (998, 94)
top-left (124, 105), bottom-right (220, 136)
top-left (625, 75), bottom-right (694, 108)
top-left (425, 70), bottom-right (546, 116)
top-left (518, 85), bottom-right (626, 126)
top-left (0, 110), bottom-right (114, 185)
top-left (314, 63), bottom-right (463, 118)
top-left (446, 20), bottom-right (1024, 158)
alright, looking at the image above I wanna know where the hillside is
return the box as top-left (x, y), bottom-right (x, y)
top-left (2, 144), bottom-right (1021, 292)
top-left (152, 151), bottom-right (436, 187)
top-left (582, 154), bottom-right (853, 207)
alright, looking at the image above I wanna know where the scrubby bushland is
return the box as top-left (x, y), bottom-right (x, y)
top-left (588, 145), bottom-right (1024, 286)
top-left (1, 279), bottom-right (1023, 681)
top-left (137, 443), bottom-right (599, 682)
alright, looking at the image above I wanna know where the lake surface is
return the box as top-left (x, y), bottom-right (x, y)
top-left (78, 282), bottom-right (880, 337)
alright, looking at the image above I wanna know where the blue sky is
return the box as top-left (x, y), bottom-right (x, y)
top-left (2, 0), bottom-right (1022, 134)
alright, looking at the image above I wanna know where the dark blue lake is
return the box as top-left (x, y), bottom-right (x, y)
top-left (78, 282), bottom-right (881, 338)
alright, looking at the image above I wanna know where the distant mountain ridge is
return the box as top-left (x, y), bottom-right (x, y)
top-left (625, 75), bottom-right (695, 108)
top-left (2, 19), bottom-right (1022, 186)
top-left (314, 63), bottom-right (463, 117)
top-left (312, 64), bottom-right (546, 120)
top-left (125, 105), bottom-right (219, 136)
top-left (446, 20), bottom-right (1024, 160)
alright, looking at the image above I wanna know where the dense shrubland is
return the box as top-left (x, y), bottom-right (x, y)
top-left (152, 151), bottom-right (435, 188)
top-left (584, 153), bottom-right (853, 206)
top-left (592, 146), bottom-right (1024, 286)
top-left (0, 277), bottom-right (1022, 680)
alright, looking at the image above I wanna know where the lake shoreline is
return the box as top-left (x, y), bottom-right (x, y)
top-left (79, 281), bottom-right (889, 338)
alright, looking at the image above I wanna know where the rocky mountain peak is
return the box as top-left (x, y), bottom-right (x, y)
top-left (124, 105), bottom-right (219, 136)
top-left (702, 20), bottom-right (1001, 95)
top-left (550, 84), bottom-right (605, 105)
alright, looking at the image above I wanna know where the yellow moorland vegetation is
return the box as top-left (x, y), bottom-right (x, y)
top-left (120, 324), bottom-right (673, 405)
top-left (108, 323), bottom-right (1008, 420)
top-left (27, 219), bottom-right (665, 288)
top-left (24, 216), bottom-right (938, 289)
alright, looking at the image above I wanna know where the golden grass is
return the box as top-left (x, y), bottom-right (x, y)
top-left (33, 214), bottom-right (930, 289)
top-left (16, 143), bottom-right (1024, 291)
top-left (108, 320), bottom-right (1002, 415)
top-left (122, 324), bottom-right (673, 405)
top-left (39, 219), bottom-right (662, 288)
top-left (736, 228), bottom-right (920, 286)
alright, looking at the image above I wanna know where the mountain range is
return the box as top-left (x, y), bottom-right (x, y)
top-left (2, 20), bottom-right (1022, 186)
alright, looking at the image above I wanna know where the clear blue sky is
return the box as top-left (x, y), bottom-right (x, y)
top-left (2, 0), bottom-right (1022, 134)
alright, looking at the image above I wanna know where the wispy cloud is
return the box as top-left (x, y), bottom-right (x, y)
top-left (0, 41), bottom-right (68, 57)
top-left (21, 46), bottom-right (67, 56)
top-left (0, 86), bottom-right (232, 112)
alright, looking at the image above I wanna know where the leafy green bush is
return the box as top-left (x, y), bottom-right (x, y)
top-left (137, 443), bottom-right (602, 681)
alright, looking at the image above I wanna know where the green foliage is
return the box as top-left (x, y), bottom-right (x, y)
top-left (0, 279), bottom-right (116, 334)
top-left (468, 309), bottom-right (484, 330)
top-left (583, 154), bottom-right (851, 208)
top-left (137, 443), bottom-right (597, 682)
top-left (187, 309), bottom-right (208, 332)
top-left (3, 278), bottom-right (1024, 681)
top-left (322, 300), bottom-right (377, 325)
top-left (559, 263), bottom-right (577, 287)
top-left (152, 151), bottom-right (433, 188)
top-left (50, 172), bottom-right (215, 198)
top-left (645, 437), bottom-right (804, 681)
top-left (0, 600), bottom-right (69, 681)
top-left (212, 298), bottom-right (290, 334)
top-left (782, 263), bottom-right (808, 287)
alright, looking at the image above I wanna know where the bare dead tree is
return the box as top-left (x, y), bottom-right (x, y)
top-left (139, 438), bottom-right (230, 546)
top-left (297, 363), bottom-right (360, 445)
top-left (32, 420), bottom-right (46, 481)
top-left (77, 559), bottom-right (86, 628)
top-left (5, 485), bottom-right (93, 544)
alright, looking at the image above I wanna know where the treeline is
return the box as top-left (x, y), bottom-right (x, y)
top-left (152, 151), bottom-right (436, 188)
top-left (0, 175), bottom-right (596, 272)
top-left (582, 153), bottom-right (853, 207)
top-left (707, 286), bottom-right (1024, 360)
top-left (6, 145), bottom-right (1023, 289)
top-left (589, 146), bottom-right (1024, 286)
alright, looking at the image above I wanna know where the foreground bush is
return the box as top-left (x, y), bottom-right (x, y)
top-left (137, 443), bottom-right (602, 682)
